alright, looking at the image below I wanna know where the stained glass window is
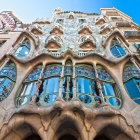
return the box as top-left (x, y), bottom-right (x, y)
top-left (15, 38), bottom-right (31, 58)
top-left (0, 62), bottom-right (16, 102)
top-left (76, 64), bottom-right (100, 105)
top-left (111, 38), bottom-right (126, 58)
top-left (15, 65), bottom-right (42, 107)
top-left (75, 64), bottom-right (95, 79)
top-left (97, 65), bottom-right (121, 107)
top-left (36, 64), bottom-right (62, 105)
top-left (123, 62), bottom-right (140, 104)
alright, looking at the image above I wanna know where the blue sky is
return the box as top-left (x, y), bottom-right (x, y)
top-left (0, 0), bottom-right (140, 25)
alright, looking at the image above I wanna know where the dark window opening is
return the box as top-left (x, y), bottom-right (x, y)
top-left (59, 134), bottom-right (77, 140)
top-left (24, 134), bottom-right (41, 140)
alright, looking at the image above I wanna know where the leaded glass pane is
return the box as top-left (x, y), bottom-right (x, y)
top-left (75, 65), bottom-right (95, 79)
top-left (46, 77), bottom-right (59, 93)
top-left (97, 66), bottom-right (114, 82)
top-left (125, 79), bottom-right (140, 99)
top-left (43, 65), bottom-right (62, 78)
top-left (111, 38), bottom-right (126, 58)
top-left (0, 78), bottom-right (14, 102)
top-left (0, 62), bottom-right (16, 102)
top-left (123, 63), bottom-right (140, 82)
top-left (25, 65), bottom-right (42, 82)
top-left (15, 39), bottom-right (31, 58)
top-left (0, 63), bottom-right (16, 81)
top-left (16, 46), bottom-right (29, 58)
top-left (78, 77), bottom-right (90, 94)
top-left (64, 66), bottom-right (73, 76)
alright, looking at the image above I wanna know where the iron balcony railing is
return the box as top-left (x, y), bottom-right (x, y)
top-left (116, 22), bottom-right (131, 27)
top-left (125, 31), bottom-right (140, 37)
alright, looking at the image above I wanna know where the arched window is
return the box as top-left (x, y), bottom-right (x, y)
top-left (110, 38), bottom-right (126, 58)
top-left (97, 65), bottom-right (121, 108)
top-left (0, 61), bottom-right (16, 102)
top-left (36, 64), bottom-right (62, 106)
top-left (76, 64), bottom-right (101, 106)
top-left (123, 62), bottom-right (140, 104)
top-left (15, 65), bottom-right (42, 107)
top-left (15, 38), bottom-right (31, 58)
top-left (62, 60), bottom-right (73, 101)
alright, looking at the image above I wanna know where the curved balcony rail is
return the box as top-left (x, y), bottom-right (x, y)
top-left (78, 23), bottom-right (92, 33)
top-left (111, 17), bottom-right (123, 21)
top-left (78, 35), bottom-right (96, 46)
top-left (28, 24), bottom-right (43, 33)
top-left (51, 23), bottom-right (63, 33)
top-left (106, 11), bottom-right (119, 16)
top-left (100, 23), bottom-right (112, 33)
top-left (77, 92), bottom-right (102, 107)
top-left (15, 95), bottom-right (32, 107)
top-left (45, 34), bottom-right (63, 46)
top-left (116, 22), bottom-right (131, 27)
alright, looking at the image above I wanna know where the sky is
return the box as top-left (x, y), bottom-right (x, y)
top-left (0, 0), bottom-right (140, 25)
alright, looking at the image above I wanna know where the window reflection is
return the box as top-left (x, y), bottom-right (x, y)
top-left (15, 65), bottom-right (42, 107)
top-left (123, 62), bottom-right (140, 104)
top-left (76, 64), bottom-right (101, 105)
top-left (111, 38), bottom-right (126, 58)
top-left (36, 64), bottom-right (62, 105)
top-left (15, 38), bottom-right (31, 58)
top-left (97, 65), bottom-right (121, 107)
top-left (37, 77), bottom-right (59, 103)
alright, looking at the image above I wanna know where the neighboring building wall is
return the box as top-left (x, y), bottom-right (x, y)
top-left (0, 8), bottom-right (140, 140)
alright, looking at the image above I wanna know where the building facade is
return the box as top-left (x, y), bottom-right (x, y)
top-left (0, 8), bottom-right (140, 140)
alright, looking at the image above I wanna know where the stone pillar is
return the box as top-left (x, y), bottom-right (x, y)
top-left (93, 63), bottom-right (106, 104)
top-left (73, 63), bottom-right (77, 99)
top-left (58, 63), bottom-right (64, 98)
top-left (0, 58), bottom-right (10, 72)
top-left (31, 63), bottom-right (45, 103)
top-left (130, 58), bottom-right (140, 71)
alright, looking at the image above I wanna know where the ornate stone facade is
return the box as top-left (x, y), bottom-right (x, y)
top-left (0, 8), bottom-right (140, 140)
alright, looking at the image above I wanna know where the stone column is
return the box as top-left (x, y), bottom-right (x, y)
top-left (130, 58), bottom-right (140, 71)
top-left (0, 58), bottom-right (10, 71)
top-left (58, 63), bottom-right (65, 99)
top-left (93, 63), bottom-right (106, 104)
top-left (31, 63), bottom-right (45, 104)
top-left (73, 63), bottom-right (77, 99)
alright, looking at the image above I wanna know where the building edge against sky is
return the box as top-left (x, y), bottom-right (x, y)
top-left (0, 7), bottom-right (140, 140)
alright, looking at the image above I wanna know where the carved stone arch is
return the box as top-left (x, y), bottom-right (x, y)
top-left (0, 114), bottom-right (43, 140)
top-left (78, 24), bottom-right (92, 35)
top-left (103, 30), bottom-right (129, 48)
top-left (93, 124), bottom-right (133, 140)
top-left (13, 31), bottom-right (38, 49)
top-left (79, 35), bottom-right (96, 50)
top-left (45, 34), bottom-right (63, 51)
top-left (52, 114), bottom-right (86, 140)
top-left (50, 23), bottom-right (63, 35)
